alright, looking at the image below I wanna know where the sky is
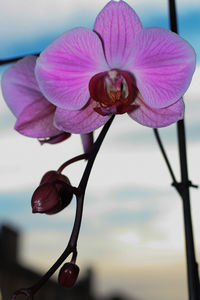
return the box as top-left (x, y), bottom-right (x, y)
top-left (0, 1), bottom-right (200, 300)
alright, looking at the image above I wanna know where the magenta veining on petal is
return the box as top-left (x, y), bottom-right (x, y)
top-left (33, 0), bottom-right (195, 132)
top-left (0, 1), bottom-right (197, 299)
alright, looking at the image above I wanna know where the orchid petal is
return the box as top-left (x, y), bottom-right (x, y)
top-left (54, 100), bottom-right (110, 134)
top-left (94, 0), bottom-right (142, 68)
top-left (15, 99), bottom-right (62, 138)
top-left (35, 28), bottom-right (108, 110)
top-left (1, 55), bottom-right (66, 139)
top-left (128, 95), bottom-right (184, 128)
top-left (1, 56), bottom-right (41, 117)
top-left (39, 132), bottom-right (71, 145)
top-left (127, 27), bottom-right (196, 108)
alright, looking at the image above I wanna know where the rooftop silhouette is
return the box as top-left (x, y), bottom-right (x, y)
top-left (0, 224), bottom-right (138, 300)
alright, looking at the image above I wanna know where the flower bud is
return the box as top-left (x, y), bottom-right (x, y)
top-left (31, 183), bottom-right (59, 213)
top-left (31, 171), bottom-right (73, 214)
top-left (40, 170), bottom-right (69, 185)
top-left (58, 263), bottom-right (79, 288)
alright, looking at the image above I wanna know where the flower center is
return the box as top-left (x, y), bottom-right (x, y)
top-left (89, 69), bottom-right (138, 116)
top-left (105, 70), bottom-right (128, 103)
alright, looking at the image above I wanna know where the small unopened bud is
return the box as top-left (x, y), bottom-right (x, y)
top-left (58, 263), bottom-right (80, 288)
top-left (40, 170), bottom-right (69, 185)
top-left (31, 183), bottom-right (59, 213)
top-left (31, 171), bottom-right (73, 214)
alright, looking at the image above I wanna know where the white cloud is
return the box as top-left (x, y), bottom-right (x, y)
top-left (1, 0), bottom-right (199, 51)
top-left (117, 231), bottom-right (140, 244)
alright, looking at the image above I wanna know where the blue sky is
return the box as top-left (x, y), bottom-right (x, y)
top-left (0, 1), bottom-right (200, 300)
top-left (0, 0), bottom-right (199, 61)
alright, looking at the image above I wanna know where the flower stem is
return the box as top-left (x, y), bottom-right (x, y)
top-left (153, 128), bottom-right (178, 184)
top-left (70, 115), bottom-right (115, 247)
top-left (176, 120), bottom-right (200, 300)
top-left (57, 153), bottom-right (89, 174)
top-left (11, 115), bottom-right (114, 299)
top-left (0, 53), bottom-right (40, 65)
top-left (79, 115), bottom-right (115, 190)
top-left (168, 1), bottom-right (200, 299)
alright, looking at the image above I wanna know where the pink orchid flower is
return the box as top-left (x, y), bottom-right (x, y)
top-left (1, 55), bottom-right (71, 144)
top-left (35, 0), bottom-right (196, 134)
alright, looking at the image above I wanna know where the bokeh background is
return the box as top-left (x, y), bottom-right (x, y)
top-left (0, 0), bottom-right (200, 299)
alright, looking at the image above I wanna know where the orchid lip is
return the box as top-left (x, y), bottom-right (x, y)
top-left (89, 69), bottom-right (139, 116)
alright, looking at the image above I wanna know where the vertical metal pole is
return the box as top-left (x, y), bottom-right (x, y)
top-left (168, 1), bottom-right (200, 299)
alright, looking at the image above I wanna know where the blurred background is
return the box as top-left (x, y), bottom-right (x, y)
top-left (0, 0), bottom-right (200, 299)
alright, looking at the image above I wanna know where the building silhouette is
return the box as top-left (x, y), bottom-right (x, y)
top-left (0, 225), bottom-right (96, 300)
top-left (0, 224), bottom-right (136, 300)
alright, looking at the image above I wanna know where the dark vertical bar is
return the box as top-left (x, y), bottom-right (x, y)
top-left (169, 0), bottom-right (178, 32)
top-left (168, 1), bottom-right (200, 299)
top-left (177, 120), bottom-right (200, 300)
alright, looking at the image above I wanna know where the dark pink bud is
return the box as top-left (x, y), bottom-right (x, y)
top-left (31, 183), bottom-right (59, 213)
top-left (31, 171), bottom-right (73, 214)
top-left (40, 170), bottom-right (69, 185)
top-left (58, 263), bottom-right (79, 288)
